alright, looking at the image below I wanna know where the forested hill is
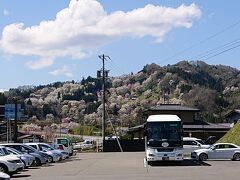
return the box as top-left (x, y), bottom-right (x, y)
top-left (1, 60), bottom-right (240, 126)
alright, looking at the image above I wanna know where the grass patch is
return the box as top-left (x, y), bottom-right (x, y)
top-left (218, 123), bottom-right (240, 146)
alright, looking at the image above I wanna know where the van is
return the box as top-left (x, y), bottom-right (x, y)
top-left (53, 138), bottom-right (73, 156)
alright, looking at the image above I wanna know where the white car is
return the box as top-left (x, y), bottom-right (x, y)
top-left (191, 143), bottom-right (240, 161)
top-left (74, 139), bottom-right (95, 151)
top-left (0, 152), bottom-right (24, 175)
top-left (183, 137), bottom-right (211, 156)
top-left (6, 147), bottom-right (35, 168)
top-left (1, 143), bottom-right (48, 166)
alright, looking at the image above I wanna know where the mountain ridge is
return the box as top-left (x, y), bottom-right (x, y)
top-left (1, 60), bottom-right (239, 127)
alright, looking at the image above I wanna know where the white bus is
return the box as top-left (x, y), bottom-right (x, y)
top-left (145, 115), bottom-right (183, 164)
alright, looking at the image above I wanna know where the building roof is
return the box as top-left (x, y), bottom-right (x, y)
top-left (145, 104), bottom-right (200, 112)
top-left (127, 122), bottom-right (231, 133)
top-left (183, 123), bottom-right (231, 130)
top-left (18, 134), bottom-right (42, 140)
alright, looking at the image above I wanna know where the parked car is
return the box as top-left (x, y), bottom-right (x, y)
top-left (1, 143), bottom-right (48, 166)
top-left (34, 143), bottom-right (69, 159)
top-left (191, 143), bottom-right (240, 161)
top-left (74, 139), bottom-right (95, 150)
top-left (0, 152), bottom-right (24, 175)
top-left (26, 143), bottom-right (63, 162)
top-left (183, 137), bottom-right (211, 156)
top-left (6, 147), bottom-right (35, 168)
top-left (74, 139), bottom-right (102, 152)
top-left (53, 138), bottom-right (73, 156)
top-left (0, 145), bottom-right (34, 169)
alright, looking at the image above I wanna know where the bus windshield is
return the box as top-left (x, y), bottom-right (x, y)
top-left (147, 121), bottom-right (182, 142)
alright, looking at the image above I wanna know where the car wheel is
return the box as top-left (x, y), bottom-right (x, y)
top-left (35, 158), bottom-right (42, 166)
top-left (0, 164), bottom-right (8, 174)
top-left (48, 156), bottom-right (53, 163)
top-left (233, 153), bottom-right (240, 161)
top-left (199, 153), bottom-right (208, 161)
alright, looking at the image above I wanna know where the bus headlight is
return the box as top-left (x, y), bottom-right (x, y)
top-left (148, 153), bottom-right (155, 157)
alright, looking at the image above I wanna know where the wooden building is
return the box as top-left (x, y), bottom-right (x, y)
top-left (128, 104), bottom-right (231, 141)
top-left (142, 104), bottom-right (200, 124)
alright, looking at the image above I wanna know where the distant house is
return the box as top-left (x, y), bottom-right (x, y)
top-left (128, 104), bottom-right (231, 141)
top-left (224, 109), bottom-right (240, 124)
top-left (105, 104), bottom-right (232, 152)
top-left (17, 133), bottom-right (43, 143)
top-left (142, 104), bottom-right (200, 124)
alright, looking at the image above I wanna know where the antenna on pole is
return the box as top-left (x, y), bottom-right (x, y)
top-left (98, 54), bottom-right (110, 151)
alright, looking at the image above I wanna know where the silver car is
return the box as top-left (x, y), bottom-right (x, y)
top-left (26, 143), bottom-right (62, 163)
top-left (6, 147), bottom-right (35, 168)
top-left (1, 143), bottom-right (48, 166)
top-left (191, 143), bottom-right (240, 161)
top-left (39, 143), bottom-right (69, 160)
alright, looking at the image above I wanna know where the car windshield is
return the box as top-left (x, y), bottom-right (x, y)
top-left (40, 144), bottom-right (55, 150)
top-left (196, 140), bottom-right (206, 145)
top-left (0, 147), bottom-right (10, 155)
top-left (147, 121), bottom-right (182, 141)
top-left (57, 139), bottom-right (69, 147)
top-left (7, 147), bottom-right (23, 155)
top-left (23, 145), bottom-right (37, 153)
top-left (2, 147), bottom-right (10, 155)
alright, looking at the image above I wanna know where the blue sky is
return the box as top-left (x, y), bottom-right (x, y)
top-left (0, 0), bottom-right (240, 90)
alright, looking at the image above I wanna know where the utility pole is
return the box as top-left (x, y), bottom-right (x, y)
top-left (98, 54), bottom-right (110, 151)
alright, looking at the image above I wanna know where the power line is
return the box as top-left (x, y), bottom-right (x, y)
top-left (161, 19), bottom-right (240, 63)
top-left (204, 43), bottom-right (240, 60)
top-left (190, 38), bottom-right (240, 60)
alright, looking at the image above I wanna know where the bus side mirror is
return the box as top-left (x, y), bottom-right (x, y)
top-left (143, 130), bottom-right (147, 136)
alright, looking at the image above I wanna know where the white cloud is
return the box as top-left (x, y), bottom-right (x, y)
top-left (3, 9), bottom-right (10, 16)
top-left (26, 57), bottom-right (54, 69)
top-left (0, 0), bottom-right (201, 69)
top-left (49, 66), bottom-right (73, 77)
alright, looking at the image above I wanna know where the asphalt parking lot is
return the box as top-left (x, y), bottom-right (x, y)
top-left (11, 152), bottom-right (240, 180)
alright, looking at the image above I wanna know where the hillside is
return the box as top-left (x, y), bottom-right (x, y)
top-left (218, 123), bottom-right (240, 146)
top-left (1, 60), bottom-right (240, 129)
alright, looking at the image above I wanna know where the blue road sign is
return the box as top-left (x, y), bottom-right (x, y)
top-left (4, 104), bottom-right (22, 120)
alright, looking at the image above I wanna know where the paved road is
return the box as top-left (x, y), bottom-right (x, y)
top-left (12, 152), bottom-right (240, 180)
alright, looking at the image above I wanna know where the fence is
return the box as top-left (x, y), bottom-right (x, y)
top-left (103, 139), bottom-right (145, 152)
